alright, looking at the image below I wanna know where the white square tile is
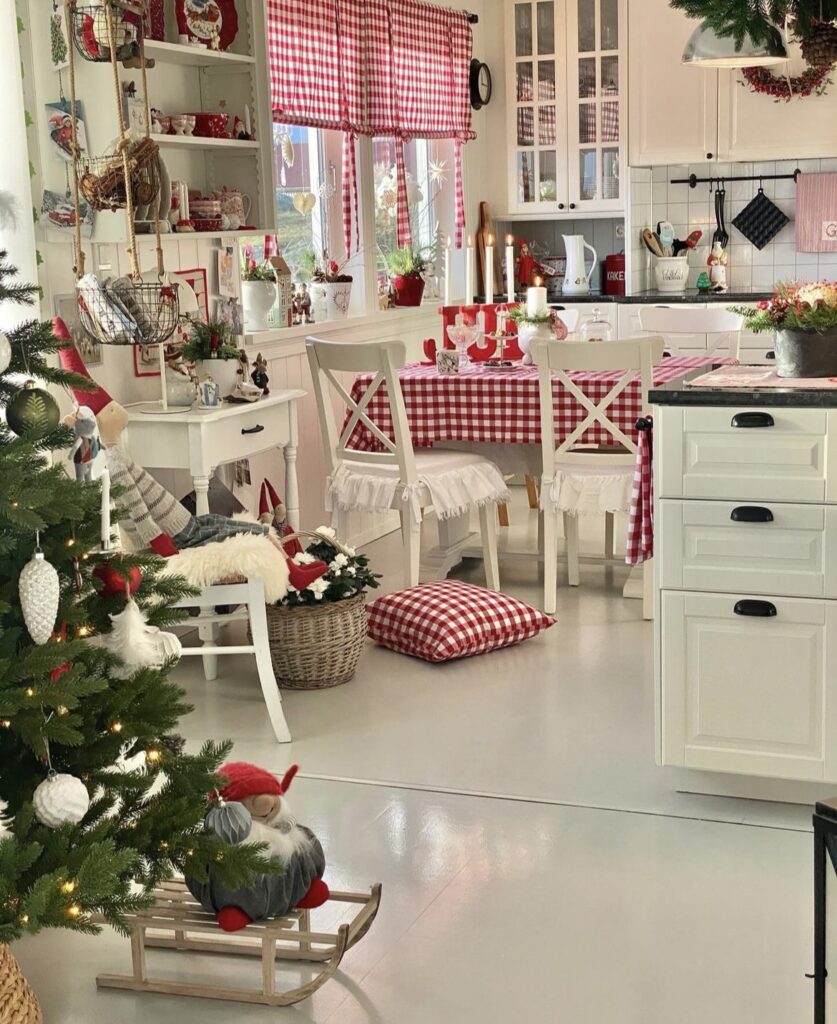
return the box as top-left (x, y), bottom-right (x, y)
top-left (772, 242), bottom-right (796, 265)
top-left (775, 159), bottom-right (797, 174)
top-left (819, 159), bottom-right (837, 172)
top-left (731, 243), bottom-right (752, 266)
top-left (652, 166), bottom-right (667, 182)
top-left (729, 266), bottom-right (752, 290)
top-left (752, 161), bottom-right (776, 177)
top-left (752, 266), bottom-right (777, 287)
top-left (795, 250), bottom-right (819, 267)
top-left (774, 177), bottom-right (797, 199)
top-left (773, 263), bottom-right (796, 283)
top-left (797, 159), bottom-right (820, 173)
top-left (652, 181), bottom-right (668, 206)
top-left (752, 245), bottom-right (774, 267)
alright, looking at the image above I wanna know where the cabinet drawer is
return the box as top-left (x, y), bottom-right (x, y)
top-left (199, 403), bottom-right (291, 468)
top-left (659, 499), bottom-right (837, 598)
top-left (661, 590), bottom-right (836, 780)
top-left (659, 406), bottom-right (830, 502)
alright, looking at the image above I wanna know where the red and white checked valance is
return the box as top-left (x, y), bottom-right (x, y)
top-left (267, 0), bottom-right (476, 252)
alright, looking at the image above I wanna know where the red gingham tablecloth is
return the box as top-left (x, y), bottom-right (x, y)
top-left (346, 357), bottom-right (717, 451)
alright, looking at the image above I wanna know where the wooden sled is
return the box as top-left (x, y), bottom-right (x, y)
top-left (96, 877), bottom-right (382, 1006)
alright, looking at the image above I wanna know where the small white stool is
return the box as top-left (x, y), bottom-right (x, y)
top-left (175, 577), bottom-right (291, 743)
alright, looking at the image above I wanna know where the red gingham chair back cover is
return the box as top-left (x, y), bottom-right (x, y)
top-left (267, 0), bottom-right (476, 251)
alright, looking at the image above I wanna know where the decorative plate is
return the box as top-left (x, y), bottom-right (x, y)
top-left (175, 0), bottom-right (238, 51)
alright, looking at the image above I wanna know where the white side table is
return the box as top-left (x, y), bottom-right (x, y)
top-left (123, 390), bottom-right (306, 527)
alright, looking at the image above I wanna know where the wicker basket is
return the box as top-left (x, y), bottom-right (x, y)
top-left (0, 945), bottom-right (43, 1023)
top-left (262, 593), bottom-right (367, 689)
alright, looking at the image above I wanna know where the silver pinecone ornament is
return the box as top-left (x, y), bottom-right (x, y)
top-left (33, 772), bottom-right (90, 828)
top-left (19, 548), bottom-right (59, 645)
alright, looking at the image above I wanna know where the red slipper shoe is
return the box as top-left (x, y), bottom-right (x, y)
top-left (216, 906), bottom-right (252, 932)
top-left (295, 877), bottom-right (330, 910)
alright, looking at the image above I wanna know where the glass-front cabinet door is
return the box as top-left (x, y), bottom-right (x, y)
top-left (565, 0), bottom-right (625, 213)
top-left (506, 1), bottom-right (568, 214)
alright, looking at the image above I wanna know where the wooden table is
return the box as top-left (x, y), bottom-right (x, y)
top-left (124, 391), bottom-right (305, 526)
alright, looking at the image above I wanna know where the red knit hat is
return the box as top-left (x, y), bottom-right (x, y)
top-left (55, 318), bottom-right (115, 415)
top-left (218, 761), bottom-right (299, 802)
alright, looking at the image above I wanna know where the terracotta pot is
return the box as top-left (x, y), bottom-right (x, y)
top-left (390, 274), bottom-right (425, 307)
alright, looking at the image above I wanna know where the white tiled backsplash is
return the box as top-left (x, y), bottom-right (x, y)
top-left (629, 158), bottom-right (837, 295)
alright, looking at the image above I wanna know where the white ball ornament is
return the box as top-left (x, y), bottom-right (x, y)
top-left (0, 330), bottom-right (10, 375)
top-left (18, 548), bottom-right (60, 645)
top-left (33, 773), bottom-right (90, 828)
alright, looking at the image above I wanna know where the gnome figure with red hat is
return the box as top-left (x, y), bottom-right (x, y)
top-left (185, 761), bottom-right (330, 932)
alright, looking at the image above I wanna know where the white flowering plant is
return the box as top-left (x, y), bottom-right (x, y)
top-left (279, 526), bottom-right (381, 607)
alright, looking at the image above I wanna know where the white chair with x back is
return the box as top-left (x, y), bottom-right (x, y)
top-left (306, 337), bottom-right (509, 590)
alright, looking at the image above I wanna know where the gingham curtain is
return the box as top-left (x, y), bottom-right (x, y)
top-left (267, 0), bottom-right (476, 253)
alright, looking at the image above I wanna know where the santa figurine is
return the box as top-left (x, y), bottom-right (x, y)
top-left (186, 761), bottom-right (330, 932)
top-left (516, 240), bottom-right (537, 289)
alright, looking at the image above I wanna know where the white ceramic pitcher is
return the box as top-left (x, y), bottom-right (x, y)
top-left (562, 234), bottom-right (597, 296)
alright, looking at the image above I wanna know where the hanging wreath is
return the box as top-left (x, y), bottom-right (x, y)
top-left (740, 62), bottom-right (834, 100)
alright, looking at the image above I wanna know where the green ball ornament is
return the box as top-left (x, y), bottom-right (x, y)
top-left (6, 380), bottom-right (60, 438)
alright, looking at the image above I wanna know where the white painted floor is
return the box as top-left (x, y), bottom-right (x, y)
top-left (14, 491), bottom-right (823, 1022)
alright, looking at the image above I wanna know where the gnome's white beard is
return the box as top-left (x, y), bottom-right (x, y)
top-left (248, 799), bottom-right (312, 864)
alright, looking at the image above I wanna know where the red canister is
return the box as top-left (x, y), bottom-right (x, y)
top-left (603, 252), bottom-right (625, 296)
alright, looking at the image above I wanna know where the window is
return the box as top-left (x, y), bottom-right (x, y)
top-left (373, 137), bottom-right (452, 262)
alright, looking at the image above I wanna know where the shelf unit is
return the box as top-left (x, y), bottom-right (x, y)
top-left (143, 40), bottom-right (256, 68)
top-left (156, 135), bottom-right (260, 151)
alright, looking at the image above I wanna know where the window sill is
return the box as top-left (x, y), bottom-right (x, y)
top-left (242, 303), bottom-right (441, 351)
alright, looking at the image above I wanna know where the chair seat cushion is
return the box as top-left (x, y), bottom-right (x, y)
top-left (543, 458), bottom-right (634, 516)
top-left (366, 580), bottom-right (555, 662)
top-left (327, 451), bottom-right (510, 523)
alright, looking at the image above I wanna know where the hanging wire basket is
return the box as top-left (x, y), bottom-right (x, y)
top-left (69, 3), bottom-right (123, 63)
top-left (76, 278), bottom-right (180, 347)
top-left (78, 137), bottom-right (160, 211)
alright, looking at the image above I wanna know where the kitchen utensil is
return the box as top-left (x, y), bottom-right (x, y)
top-left (712, 189), bottom-right (724, 248)
top-left (641, 227), bottom-right (664, 257)
top-left (718, 188), bottom-right (729, 247)
top-left (732, 187), bottom-right (789, 249)
top-left (658, 221), bottom-right (675, 256)
top-left (562, 234), bottom-right (598, 295)
top-left (684, 229), bottom-right (702, 248)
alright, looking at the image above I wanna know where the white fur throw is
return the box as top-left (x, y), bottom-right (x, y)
top-left (160, 532), bottom-right (290, 603)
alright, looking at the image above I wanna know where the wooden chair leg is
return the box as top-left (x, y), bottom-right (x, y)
top-left (247, 578), bottom-right (292, 743)
top-left (198, 611), bottom-right (218, 681)
top-left (478, 503), bottom-right (500, 591)
top-left (497, 502), bottom-right (510, 528)
top-left (604, 512), bottom-right (615, 561)
top-left (525, 475), bottom-right (539, 509)
top-left (543, 510), bottom-right (559, 615)
top-left (563, 512), bottom-right (580, 587)
top-left (400, 507), bottom-right (422, 587)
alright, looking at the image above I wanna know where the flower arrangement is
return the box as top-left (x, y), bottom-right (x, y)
top-left (506, 305), bottom-right (568, 339)
top-left (731, 281), bottom-right (837, 333)
top-left (280, 527), bottom-right (380, 607)
top-left (178, 317), bottom-right (241, 361)
top-left (243, 261), bottom-right (276, 283)
top-left (299, 250), bottom-right (353, 283)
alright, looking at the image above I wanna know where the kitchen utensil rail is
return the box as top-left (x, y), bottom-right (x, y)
top-left (671, 170), bottom-right (801, 189)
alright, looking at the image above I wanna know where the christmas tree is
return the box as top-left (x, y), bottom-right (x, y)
top-left (669, 0), bottom-right (837, 48)
top-left (0, 251), bottom-right (265, 947)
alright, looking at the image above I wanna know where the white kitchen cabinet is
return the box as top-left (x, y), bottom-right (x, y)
top-left (661, 590), bottom-right (835, 781)
top-left (628, 0), bottom-right (718, 166)
top-left (628, 0), bottom-right (837, 165)
top-left (505, 0), bottom-right (626, 215)
top-left (654, 401), bottom-right (837, 783)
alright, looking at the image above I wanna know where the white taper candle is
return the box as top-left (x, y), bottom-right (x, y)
top-left (505, 234), bottom-right (515, 303)
top-left (444, 236), bottom-right (451, 306)
top-left (465, 235), bottom-right (474, 303)
top-left (484, 233), bottom-right (494, 305)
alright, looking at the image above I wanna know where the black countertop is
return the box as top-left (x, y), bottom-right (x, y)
top-left (478, 289), bottom-right (772, 306)
top-left (650, 363), bottom-right (837, 408)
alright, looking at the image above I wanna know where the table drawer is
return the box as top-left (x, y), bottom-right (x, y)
top-left (659, 499), bottom-right (837, 598)
top-left (659, 406), bottom-right (830, 502)
top-left (200, 403), bottom-right (291, 467)
top-left (661, 590), bottom-right (834, 780)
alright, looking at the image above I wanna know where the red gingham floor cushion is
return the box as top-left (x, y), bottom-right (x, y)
top-left (365, 580), bottom-right (556, 662)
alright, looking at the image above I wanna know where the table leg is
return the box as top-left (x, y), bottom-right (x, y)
top-left (284, 404), bottom-right (300, 531)
top-left (194, 474), bottom-right (211, 517)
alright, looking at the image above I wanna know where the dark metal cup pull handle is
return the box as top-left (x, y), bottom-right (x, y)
top-left (734, 599), bottom-right (777, 618)
top-left (241, 425), bottom-right (265, 435)
top-left (730, 506), bottom-right (774, 523)
top-left (731, 411), bottom-right (774, 428)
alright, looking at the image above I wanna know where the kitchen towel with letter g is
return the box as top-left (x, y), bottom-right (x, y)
top-left (796, 172), bottom-right (837, 252)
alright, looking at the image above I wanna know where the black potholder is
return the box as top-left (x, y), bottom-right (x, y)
top-left (732, 188), bottom-right (789, 250)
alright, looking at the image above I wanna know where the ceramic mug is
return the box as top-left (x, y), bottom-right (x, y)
top-left (436, 350), bottom-right (458, 375)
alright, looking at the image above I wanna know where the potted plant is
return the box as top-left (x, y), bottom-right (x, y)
top-left (385, 248), bottom-right (428, 307)
top-left (179, 317), bottom-right (242, 396)
top-left (241, 260), bottom-right (277, 332)
top-left (300, 251), bottom-right (353, 322)
top-left (506, 305), bottom-right (568, 365)
top-left (261, 527), bottom-right (380, 688)
top-left (732, 281), bottom-right (837, 378)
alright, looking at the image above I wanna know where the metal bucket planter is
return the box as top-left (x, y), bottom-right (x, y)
top-left (774, 328), bottom-right (837, 378)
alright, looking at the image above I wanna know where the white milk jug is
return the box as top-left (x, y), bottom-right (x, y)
top-left (562, 234), bottom-right (597, 296)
